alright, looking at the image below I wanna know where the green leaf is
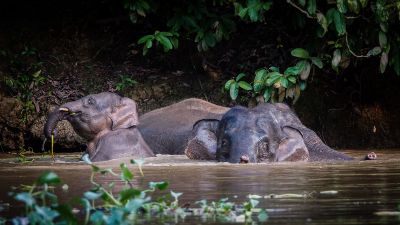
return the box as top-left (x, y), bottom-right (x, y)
top-left (311, 57), bottom-right (324, 69)
top-left (266, 72), bottom-right (281, 86)
top-left (84, 191), bottom-right (102, 200)
top-left (254, 69), bottom-right (267, 92)
top-left (300, 61), bottom-right (311, 80)
top-left (291, 48), bottom-right (310, 59)
top-left (337, 0), bottom-right (347, 13)
top-left (156, 34), bottom-right (173, 50)
top-left (120, 163), bottom-right (133, 182)
top-left (284, 66), bottom-right (301, 76)
top-left (236, 73), bottom-right (246, 81)
top-left (32, 70), bottom-right (42, 78)
top-left (390, 46), bottom-right (400, 76)
top-left (347, 0), bottom-right (360, 14)
top-left (280, 77), bottom-right (289, 88)
top-left (170, 190), bottom-right (183, 199)
top-left (331, 49), bottom-right (342, 69)
top-left (332, 9), bottom-right (346, 36)
top-left (298, 0), bottom-right (306, 7)
top-left (37, 171), bottom-right (60, 185)
top-left (145, 40), bottom-right (152, 49)
top-left (269, 66), bottom-right (280, 72)
top-left (229, 82), bottom-right (239, 100)
top-left (367, 46), bottom-right (382, 56)
top-left (359, 0), bottom-right (368, 8)
top-left (379, 31), bottom-right (387, 48)
top-left (149, 181), bottom-right (169, 190)
top-left (15, 192), bottom-right (35, 206)
top-left (119, 189), bottom-right (142, 203)
top-left (258, 209), bottom-right (269, 222)
top-left (224, 79), bottom-right (235, 91)
top-left (380, 52), bottom-right (388, 73)
top-left (317, 13), bottom-right (328, 36)
top-left (288, 76), bottom-right (297, 83)
top-left (204, 32), bottom-right (216, 48)
top-left (238, 81), bottom-right (253, 91)
top-left (263, 87), bottom-right (272, 102)
top-left (238, 8), bottom-right (248, 18)
top-left (307, 0), bottom-right (316, 15)
top-left (138, 35), bottom-right (154, 44)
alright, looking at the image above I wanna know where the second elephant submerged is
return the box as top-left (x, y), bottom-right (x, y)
top-left (44, 92), bottom-right (353, 162)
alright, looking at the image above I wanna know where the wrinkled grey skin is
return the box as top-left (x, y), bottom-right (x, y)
top-left (44, 92), bottom-right (154, 161)
top-left (185, 103), bottom-right (353, 163)
top-left (138, 99), bottom-right (229, 155)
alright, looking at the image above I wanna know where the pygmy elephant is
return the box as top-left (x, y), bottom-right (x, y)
top-left (44, 92), bottom-right (154, 161)
top-left (185, 103), bottom-right (354, 163)
top-left (138, 98), bottom-right (229, 155)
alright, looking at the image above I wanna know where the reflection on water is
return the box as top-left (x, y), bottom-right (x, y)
top-left (0, 150), bottom-right (399, 224)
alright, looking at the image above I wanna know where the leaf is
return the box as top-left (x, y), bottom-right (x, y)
top-left (390, 46), bottom-right (400, 76)
top-left (359, 0), bottom-right (368, 8)
top-left (149, 181), bottom-right (169, 190)
top-left (317, 13), bottom-right (328, 36)
top-left (298, 0), bottom-right (306, 7)
top-left (294, 85), bottom-right (301, 104)
top-left (156, 34), bottom-right (173, 50)
top-left (337, 0), bottom-right (347, 13)
top-left (263, 87), bottom-right (272, 102)
top-left (238, 8), bottom-right (248, 18)
top-left (170, 191), bottom-right (183, 199)
top-left (288, 76), bottom-right (297, 83)
top-left (331, 49), bottom-right (342, 69)
top-left (32, 70), bottom-right (42, 78)
top-left (253, 69), bottom-right (267, 92)
top-left (119, 189), bottom-right (142, 203)
top-left (15, 192), bottom-right (35, 206)
top-left (258, 209), bottom-right (269, 222)
top-left (138, 35), bottom-right (153, 44)
top-left (380, 52), bottom-right (388, 73)
top-left (120, 163), bottom-right (133, 182)
top-left (379, 31), bottom-right (387, 48)
top-left (280, 77), bottom-right (289, 88)
top-left (332, 9), bottom-right (346, 36)
top-left (37, 171), bottom-right (60, 185)
top-left (145, 40), bottom-right (152, 49)
top-left (84, 191), bottom-right (102, 201)
top-left (291, 48), bottom-right (310, 59)
top-left (300, 61), bottom-right (311, 80)
top-left (266, 72), bottom-right (281, 86)
top-left (229, 82), bottom-right (239, 100)
top-left (204, 32), bottom-right (216, 48)
top-left (236, 73), bottom-right (246, 81)
top-left (347, 0), bottom-right (360, 14)
top-left (307, 0), bottom-right (316, 15)
top-left (284, 66), bottom-right (301, 76)
top-left (311, 57), bottom-right (324, 69)
top-left (238, 81), bottom-right (253, 91)
top-left (224, 79), bottom-right (235, 91)
top-left (367, 47), bottom-right (382, 56)
top-left (269, 66), bottom-right (280, 72)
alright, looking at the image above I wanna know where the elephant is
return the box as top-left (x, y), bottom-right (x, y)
top-left (138, 98), bottom-right (229, 155)
top-left (184, 102), bottom-right (355, 163)
top-left (44, 92), bottom-right (154, 162)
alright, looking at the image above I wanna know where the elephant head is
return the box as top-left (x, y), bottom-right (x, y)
top-left (185, 103), bottom-right (352, 163)
top-left (44, 92), bottom-right (154, 161)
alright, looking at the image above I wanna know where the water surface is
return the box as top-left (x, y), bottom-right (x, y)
top-left (0, 150), bottom-right (399, 224)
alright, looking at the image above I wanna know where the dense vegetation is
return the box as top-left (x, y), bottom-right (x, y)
top-left (125, 0), bottom-right (400, 103)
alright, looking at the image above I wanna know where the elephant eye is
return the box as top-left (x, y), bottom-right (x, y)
top-left (221, 139), bottom-right (228, 147)
top-left (87, 97), bottom-right (96, 105)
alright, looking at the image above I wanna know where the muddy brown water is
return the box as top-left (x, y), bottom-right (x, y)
top-left (0, 150), bottom-right (399, 224)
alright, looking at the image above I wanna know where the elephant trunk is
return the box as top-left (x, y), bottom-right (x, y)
top-left (44, 108), bottom-right (68, 138)
top-left (299, 127), bottom-right (353, 161)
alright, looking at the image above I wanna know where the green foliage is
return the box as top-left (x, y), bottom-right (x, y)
top-left (115, 75), bottom-right (137, 91)
top-left (1, 161), bottom-right (269, 224)
top-left (1, 47), bottom-right (46, 122)
top-left (123, 0), bottom-right (400, 105)
top-left (225, 48), bottom-right (321, 103)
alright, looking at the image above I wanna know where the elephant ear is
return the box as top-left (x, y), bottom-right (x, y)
top-left (110, 97), bottom-right (139, 130)
top-left (275, 126), bottom-right (309, 162)
top-left (185, 119), bottom-right (219, 160)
